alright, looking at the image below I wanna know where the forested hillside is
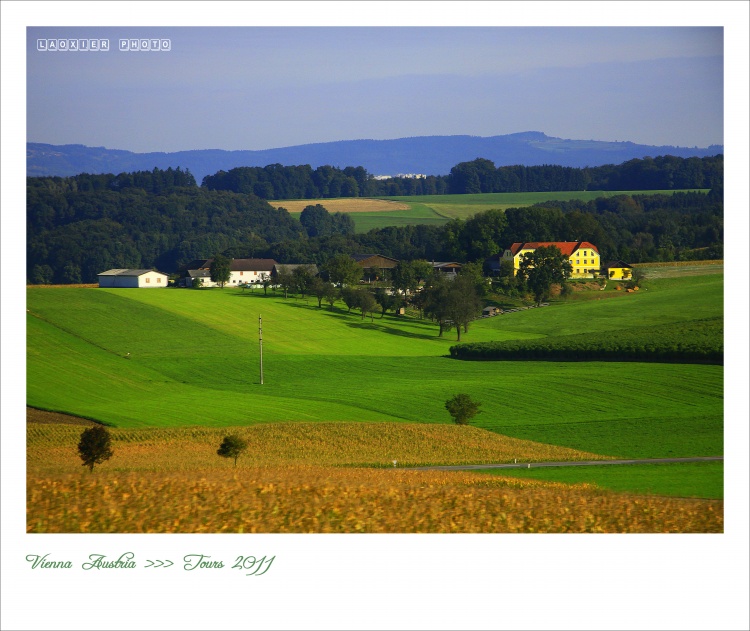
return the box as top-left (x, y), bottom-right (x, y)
top-left (26, 156), bottom-right (723, 284)
top-left (27, 170), bottom-right (304, 284)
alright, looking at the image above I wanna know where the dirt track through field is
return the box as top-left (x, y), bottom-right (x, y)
top-left (27, 407), bottom-right (99, 426)
top-left (405, 456), bottom-right (724, 471)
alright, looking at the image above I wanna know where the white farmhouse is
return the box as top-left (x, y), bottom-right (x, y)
top-left (179, 258), bottom-right (278, 287)
top-left (228, 258), bottom-right (277, 286)
top-left (98, 269), bottom-right (169, 288)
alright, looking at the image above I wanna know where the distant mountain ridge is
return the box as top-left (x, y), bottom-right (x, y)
top-left (27, 132), bottom-right (723, 182)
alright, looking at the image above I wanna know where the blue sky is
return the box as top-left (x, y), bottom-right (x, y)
top-left (25, 25), bottom-right (724, 152)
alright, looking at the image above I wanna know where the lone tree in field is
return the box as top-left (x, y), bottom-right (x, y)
top-left (445, 393), bottom-right (481, 426)
top-left (217, 434), bottom-right (248, 467)
top-left (77, 425), bottom-right (114, 472)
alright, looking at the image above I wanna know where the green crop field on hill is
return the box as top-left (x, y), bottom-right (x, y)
top-left (280, 190), bottom-right (709, 232)
top-left (345, 189), bottom-right (709, 231)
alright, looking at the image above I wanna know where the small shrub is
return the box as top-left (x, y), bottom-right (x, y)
top-left (445, 394), bottom-right (481, 426)
top-left (217, 434), bottom-right (248, 466)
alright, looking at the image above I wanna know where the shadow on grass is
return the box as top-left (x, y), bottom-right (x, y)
top-left (228, 290), bottom-right (451, 342)
top-left (281, 300), bottom-right (444, 342)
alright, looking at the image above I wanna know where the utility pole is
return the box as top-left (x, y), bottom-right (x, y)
top-left (259, 314), bottom-right (264, 385)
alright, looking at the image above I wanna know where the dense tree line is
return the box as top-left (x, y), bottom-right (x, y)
top-left (34, 167), bottom-right (197, 195)
top-left (27, 171), bottom-right (304, 284)
top-left (199, 155), bottom-right (722, 199)
top-left (202, 164), bottom-right (373, 199)
top-left (444, 155), bottom-right (723, 194)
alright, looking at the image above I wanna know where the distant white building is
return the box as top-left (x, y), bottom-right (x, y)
top-left (179, 258), bottom-right (277, 287)
top-left (372, 174), bottom-right (426, 180)
top-left (98, 269), bottom-right (168, 288)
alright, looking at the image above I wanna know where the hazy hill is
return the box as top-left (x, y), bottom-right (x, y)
top-left (27, 132), bottom-right (723, 182)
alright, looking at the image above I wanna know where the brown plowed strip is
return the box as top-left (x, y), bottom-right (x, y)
top-left (27, 407), bottom-right (99, 426)
top-left (271, 198), bottom-right (410, 213)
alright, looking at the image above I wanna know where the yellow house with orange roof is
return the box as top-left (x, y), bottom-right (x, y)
top-left (502, 241), bottom-right (601, 278)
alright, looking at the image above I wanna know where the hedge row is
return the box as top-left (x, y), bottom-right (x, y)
top-left (449, 318), bottom-right (723, 364)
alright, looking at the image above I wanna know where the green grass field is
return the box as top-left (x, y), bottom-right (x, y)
top-left (288, 202), bottom-right (448, 233)
top-left (476, 461), bottom-right (724, 499)
top-left (282, 190), bottom-right (708, 232)
top-left (346, 189), bottom-right (708, 231)
top-left (27, 269), bottom-right (722, 479)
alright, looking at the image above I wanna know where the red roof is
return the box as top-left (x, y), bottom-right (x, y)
top-left (507, 241), bottom-right (598, 257)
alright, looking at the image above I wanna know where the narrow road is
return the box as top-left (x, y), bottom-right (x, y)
top-left (404, 456), bottom-right (723, 471)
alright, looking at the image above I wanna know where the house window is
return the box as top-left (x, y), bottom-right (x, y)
top-left (240, 271), bottom-right (244, 276)
top-left (146, 278), bottom-right (150, 283)
top-left (157, 277), bottom-right (161, 283)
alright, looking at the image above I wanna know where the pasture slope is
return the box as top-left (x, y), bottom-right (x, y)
top-left (26, 266), bottom-right (723, 531)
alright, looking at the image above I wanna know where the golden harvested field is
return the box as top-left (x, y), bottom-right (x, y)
top-left (27, 421), bottom-right (609, 472)
top-left (271, 198), bottom-right (410, 213)
top-left (27, 422), bottom-right (722, 533)
top-left (26, 468), bottom-right (722, 534)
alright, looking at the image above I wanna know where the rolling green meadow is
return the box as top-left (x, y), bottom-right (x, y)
top-left (28, 267), bottom-right (721, 450)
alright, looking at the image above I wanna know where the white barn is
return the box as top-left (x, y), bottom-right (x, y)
top-left (98, 269), bottom-right (169, 288)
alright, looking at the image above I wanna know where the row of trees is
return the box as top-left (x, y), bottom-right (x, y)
top-left (257, 252), bottom-right (573, 342)
top-left (199, 155), bottom-right (723, 199)
top-left (37, 167), bottom-right (197, 195)
top-left (265, 250), bottom-right (569, 340)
